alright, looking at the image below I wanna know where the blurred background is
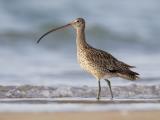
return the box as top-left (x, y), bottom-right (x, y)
top-left (0, 0), bottom-right (160, 86)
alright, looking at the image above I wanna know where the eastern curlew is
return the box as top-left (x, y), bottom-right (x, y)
top-left (37, 18), bottom-right (139, 100)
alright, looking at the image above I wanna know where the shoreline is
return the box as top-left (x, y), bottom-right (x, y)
top-left (0, 98), bottom-right (159, 112)
top-left (0, 98), bottom-right (160, 104)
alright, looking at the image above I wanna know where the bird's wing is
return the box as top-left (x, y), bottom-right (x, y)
top-left (86, 47), bottom-right (133, 72)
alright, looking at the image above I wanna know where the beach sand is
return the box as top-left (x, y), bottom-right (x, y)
top-left (0, 111), bottom-right (160, 120)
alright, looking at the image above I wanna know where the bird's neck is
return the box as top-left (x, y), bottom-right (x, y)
top-left (76, 27), bottom-right (88, 50)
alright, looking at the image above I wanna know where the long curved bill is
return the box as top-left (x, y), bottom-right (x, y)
top-left (37, 23), bottom-right (71, 43)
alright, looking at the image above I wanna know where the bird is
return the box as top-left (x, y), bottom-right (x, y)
top-left (37, 18), bottom-right (139, 100)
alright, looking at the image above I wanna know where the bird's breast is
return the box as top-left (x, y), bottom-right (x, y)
top-left (77, 49), bottom-right (88, 69)
top-left (77, 49), bottom-right (107, 80)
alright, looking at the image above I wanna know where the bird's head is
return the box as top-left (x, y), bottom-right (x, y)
top-left (70, 18), bottom-right (85, 29)
top-left (37, 18), bottom-right (85, 43)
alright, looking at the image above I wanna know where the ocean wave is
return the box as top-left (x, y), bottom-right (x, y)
top-left (0, 84), bottom-right (159, 99)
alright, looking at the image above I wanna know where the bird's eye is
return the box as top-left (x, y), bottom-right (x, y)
top-left (77, 20), bottom-right (80, 22)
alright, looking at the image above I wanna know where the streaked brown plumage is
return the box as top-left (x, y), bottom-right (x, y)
top-left (37, 18), bottom-right (139, 100)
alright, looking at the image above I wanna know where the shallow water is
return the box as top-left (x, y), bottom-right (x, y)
top-left (0, 98), bottom-right (160, 112)
top-left (0, 85), bottom-right (159, 112)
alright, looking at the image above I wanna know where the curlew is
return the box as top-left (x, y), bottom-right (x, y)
top-left (37, 18), bottom-right (139, 100)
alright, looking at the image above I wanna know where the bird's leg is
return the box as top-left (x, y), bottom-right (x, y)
top-left (96, 80), bottom-right (101, 100)
top-left (105, 79), bottom-right (113, 99)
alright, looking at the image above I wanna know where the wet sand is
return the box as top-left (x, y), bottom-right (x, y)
top-left (0, 111), bottom-right (160, 120)
top-left (0, 98), bottom-right (160, 112)
top-left (0, 98), bottom-right (160, 104)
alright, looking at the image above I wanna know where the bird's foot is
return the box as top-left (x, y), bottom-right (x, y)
top-left (96, 97), bottom-right (100, 101)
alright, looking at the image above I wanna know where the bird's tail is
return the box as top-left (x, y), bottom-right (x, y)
top-left (118, 70), bottom-right (139, 80)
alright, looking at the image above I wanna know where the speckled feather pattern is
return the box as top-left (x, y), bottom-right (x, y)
top-left (77, 44), bottom-right (139, 80)
top-left (76, 19), bottom-right (139, 81)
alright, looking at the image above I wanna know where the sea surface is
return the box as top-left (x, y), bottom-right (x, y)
top-left (0, 0), bottom-right (160, 112)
